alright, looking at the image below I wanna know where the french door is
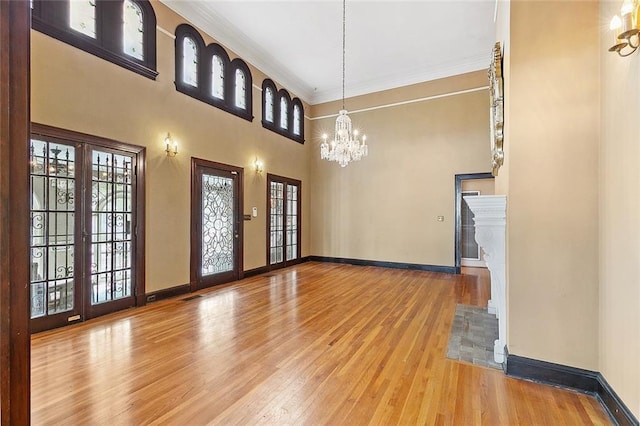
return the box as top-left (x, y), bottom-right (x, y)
top-left (267, 174), bottom-right (301, 269)
top-left (191, 158), bottom-right (243, 290)
top-left (29, 125), bottom-right (144, 332)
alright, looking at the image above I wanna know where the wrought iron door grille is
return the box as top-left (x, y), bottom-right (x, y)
top-left (29, 139), bottom-right (76, 318)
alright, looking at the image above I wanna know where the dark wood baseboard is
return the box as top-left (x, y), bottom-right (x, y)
top-left (506, 352), bottom-right (638, 426)
top-left (244, 266), bottom-right (270, 278)
top-left (245, 257), bottom-right (311, 277)
top-left (596, 373), bottom-right (639, 426)
top-left (309, 256), bottom-right (456, 274)
top-left (145, 284), bottom-right (190, 303)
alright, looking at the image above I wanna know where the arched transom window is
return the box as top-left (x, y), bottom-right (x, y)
top-left (123, 0), bottom-right (144, 60)
top-left (261, 79), bottom-right (304, 143)
top-left (212, 55), bottom-right (225, 99)
top-left (32, 0), bottom-right (158, 79)
top-left (174, 24), bottom-right (253, 121)
top-left (182, 37), bottom-right (198, 87)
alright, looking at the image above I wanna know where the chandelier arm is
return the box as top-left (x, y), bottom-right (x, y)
top-left (619, 44), bottom-right (639, 56)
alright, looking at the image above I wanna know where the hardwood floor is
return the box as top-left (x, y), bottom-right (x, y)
top-left (31, 262), bottom-right (610, 425)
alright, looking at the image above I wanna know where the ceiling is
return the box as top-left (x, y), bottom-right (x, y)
top-left (160, 1), bottom-right (497, 105)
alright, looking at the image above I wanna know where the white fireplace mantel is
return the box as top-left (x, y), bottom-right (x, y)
top-left (463, 195), bottom-right (507, 364)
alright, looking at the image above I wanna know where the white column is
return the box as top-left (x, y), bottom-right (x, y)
top-left (463, 195), bottom-right (507, 364)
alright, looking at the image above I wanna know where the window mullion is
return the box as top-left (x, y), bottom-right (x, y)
top-left (99, 0), bottom-right (121, 53)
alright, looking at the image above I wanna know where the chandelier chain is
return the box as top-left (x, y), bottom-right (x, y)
top-left (342, 0), bottom-right (346, 110)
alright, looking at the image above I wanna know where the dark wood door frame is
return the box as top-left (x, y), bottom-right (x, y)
top-left (0, 0), bottom-right (31, 423)
top-left (190, 158), bottom-right (244, 291)
top-left (454, 173), bottom-right (494, 274)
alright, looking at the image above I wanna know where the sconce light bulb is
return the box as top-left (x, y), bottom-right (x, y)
top-left (621, 1), bottom-right (634, 16)
top-left (322, 133), bottom-right (328, 141)
top-left (165, 133), bottom-right (178, 157)
top-left (611, 15), bottom-right (622, 30)
top-left (254, 158), bottom-right (263, 173)
top-left (363, 135), bottom-right (367, 142)
top-left (353, 129), bottom-right (359, 137)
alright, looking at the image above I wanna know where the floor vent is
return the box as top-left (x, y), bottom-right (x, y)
top-left (181, 295), bottom-right (203, 302)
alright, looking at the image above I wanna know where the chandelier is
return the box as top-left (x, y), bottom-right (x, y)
top-left (320, 0), bottom-right (368, 167)
top-left (609, 0), bottom-right (640, 57)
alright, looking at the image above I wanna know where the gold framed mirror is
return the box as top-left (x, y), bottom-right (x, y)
top-left (489, 42), bottom-right (504, 177)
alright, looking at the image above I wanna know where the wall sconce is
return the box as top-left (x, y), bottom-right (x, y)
top-left (164, 133), bottom-right (178, 157)
top-left (254, 158), bottom-right (264, 174)
top-left (609, 0), bottom-right (640, 56)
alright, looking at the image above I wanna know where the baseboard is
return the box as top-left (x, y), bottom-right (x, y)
top-left (309, 256), bottom-right (456, 274)
top-left (506, 352), bottom-right (638, 426)
top-left (145, 284), bottom-right (190, 303)
top-left (244, 257), bottom-right (311, 278)
top-left (596, 373), bottom-right (639, 426)
top-left (244, 265), bottom-right (269, 277)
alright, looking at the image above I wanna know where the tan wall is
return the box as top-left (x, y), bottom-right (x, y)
top-left (599, 1), bottom-right (640, 418)
top-left (493, 0), bottom-right (511, 352)
top-left (31, 2), bottom-right (311, 293)
top-left (309, 72), bottom-right (491, 267)
top-left (506, 1), bottom-right (600, 370)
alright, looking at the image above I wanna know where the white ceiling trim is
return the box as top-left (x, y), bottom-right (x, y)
top-left (310, 86), bottom-right (488, 120)
top-left (310, 53), bottom-right (490, 105)
top-left (156, 25), bottom-right (176, 40)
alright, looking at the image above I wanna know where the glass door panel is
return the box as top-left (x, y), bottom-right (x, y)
top-left (90, 149), bottom-right (134, 306)
top-left (286, 184), bottom-right (298, 261)
top-left (201, 174), bottom-right (235, 276)
top-left (29, 139), bottom-right (81, 331)
top-left (270, 181), bottom-right (284, 265)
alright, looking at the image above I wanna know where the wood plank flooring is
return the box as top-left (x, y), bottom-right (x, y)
top-left (31, 262), bottom-right (610, 425)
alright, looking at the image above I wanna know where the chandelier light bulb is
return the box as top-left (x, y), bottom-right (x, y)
top-left (611, 15), bottom-right (622, 30)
